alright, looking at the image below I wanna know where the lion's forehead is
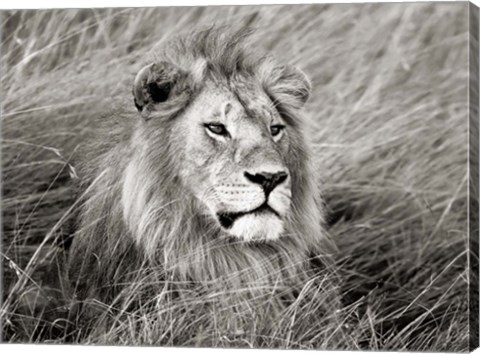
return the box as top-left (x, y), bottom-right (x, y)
top-left (199, 79), bottom-right (278, 123)
top-left (233, 86), bottom-right (276, 122)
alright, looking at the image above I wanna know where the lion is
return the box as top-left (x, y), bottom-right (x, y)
top-left (67, 27), bottom-right (338, 336)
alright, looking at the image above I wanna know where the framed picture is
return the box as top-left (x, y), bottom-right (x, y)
top-left (1, 2), bottom-right (478, 351)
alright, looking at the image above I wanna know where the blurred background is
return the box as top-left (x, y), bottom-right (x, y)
top-left (1, 3), bottom-right (474, 350)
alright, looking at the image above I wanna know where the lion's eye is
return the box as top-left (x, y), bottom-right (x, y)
top-left (205, 123), bottom-right (228, 136)
top-left (270, 124), bottom-right (285, 137)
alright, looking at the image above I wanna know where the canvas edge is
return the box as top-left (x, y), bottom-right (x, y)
top-left (469, 1), bottom-right (479, 352)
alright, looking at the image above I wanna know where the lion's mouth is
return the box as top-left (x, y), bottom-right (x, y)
top-left (217, 203), bottom-right (280, 229)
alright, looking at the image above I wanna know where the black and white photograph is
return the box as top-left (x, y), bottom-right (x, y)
top-left (1, 1), bottom-right (478, 351)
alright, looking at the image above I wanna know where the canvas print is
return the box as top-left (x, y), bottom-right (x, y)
top-left (0, 2), bottom-right (478, 351)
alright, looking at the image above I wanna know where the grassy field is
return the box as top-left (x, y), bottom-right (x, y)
top-left (0, 3), bottom-right (474, 350)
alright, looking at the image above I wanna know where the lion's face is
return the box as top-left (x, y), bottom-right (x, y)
top-left (132, 49), bottom-right (311, 242)
top-left (177, 84), bottom-right (292, 241)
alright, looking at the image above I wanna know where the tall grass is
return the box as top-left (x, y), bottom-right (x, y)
top-left (1, 3), bottom-right (472, 350)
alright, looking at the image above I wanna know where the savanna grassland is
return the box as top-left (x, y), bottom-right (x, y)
top-left (1, 3), bottom-right (477, 351)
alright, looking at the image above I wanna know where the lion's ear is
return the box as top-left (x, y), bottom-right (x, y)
top-left (133, 61), bottom-right (189, 119)
top-left (260, 64), bottom-right (311, 110)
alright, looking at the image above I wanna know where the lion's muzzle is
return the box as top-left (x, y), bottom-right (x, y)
top-left (207, 168), bottom-right (291, 241)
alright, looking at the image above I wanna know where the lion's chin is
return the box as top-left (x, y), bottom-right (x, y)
top-left (227, 213), bottom-right (284, 242)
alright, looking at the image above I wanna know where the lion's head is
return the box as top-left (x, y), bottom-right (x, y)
top-left (71, 28), bottom-right (335, 301)
top-left (126, 28), bottom-right (316, 244)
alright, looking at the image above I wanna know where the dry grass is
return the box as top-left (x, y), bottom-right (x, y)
top-left (0, 3), bottom-right (473, 350)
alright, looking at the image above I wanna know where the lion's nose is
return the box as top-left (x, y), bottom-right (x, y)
top-left (244, 171), bottom-right (288, 196)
